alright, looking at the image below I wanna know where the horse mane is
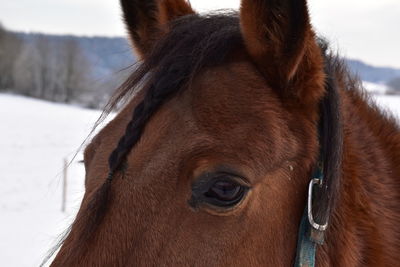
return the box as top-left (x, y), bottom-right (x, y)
top-left (316, 42), bottom-right (343, 225)
top-left (48, 11), bottom-right (355, 263)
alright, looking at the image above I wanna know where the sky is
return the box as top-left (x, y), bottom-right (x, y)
top-left (0, 0), bottom-right (399, 68)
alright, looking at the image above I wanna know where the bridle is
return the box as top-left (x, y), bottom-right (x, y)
top-left (294, 152), bottom-right (327, 267)
top-left (294, 54), bottom-right (341, 266)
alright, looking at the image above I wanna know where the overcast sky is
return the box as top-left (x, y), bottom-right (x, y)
top-left (0, 0), bottom-right (399, 68)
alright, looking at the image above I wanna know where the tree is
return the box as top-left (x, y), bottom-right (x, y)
top-left (13, 35), bottom-right (54, 99)
top-left (13, 35), bottom-right (94, 103)
top-left (58, 37), bottom-right (92, 103)
top-left (0, 23), bottom-right (22, 90)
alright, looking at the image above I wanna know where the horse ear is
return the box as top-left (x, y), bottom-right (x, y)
top-left (240, 0), bottom-right (314, 90)
top-left (120, 0), bottom-right (195, 58)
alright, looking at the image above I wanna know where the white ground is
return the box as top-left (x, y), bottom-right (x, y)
top-left (1, 87), bottom-right (400, 266)
top-left (363, 81), bottom-right (388, 95)
top-left (0, 94), bottom-right (101, 266)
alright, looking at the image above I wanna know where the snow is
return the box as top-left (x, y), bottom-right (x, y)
top-left (0, 94), bottom-right (101, 266)
top-left (363, 81), bottom-right (388, 95)
top-left (373, 95), bottom-right (400, 119)
top-left (1, 90), bottom-right (400, 266)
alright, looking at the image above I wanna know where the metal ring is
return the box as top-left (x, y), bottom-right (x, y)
top-left (307, 178), bottom-right (329, 231)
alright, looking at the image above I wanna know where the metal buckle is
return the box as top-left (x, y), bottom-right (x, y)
top-left (307, 178), bottom-right (328, 231)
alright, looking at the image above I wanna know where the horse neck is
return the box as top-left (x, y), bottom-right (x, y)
top-left (320, 87), bottom-right (400, 266)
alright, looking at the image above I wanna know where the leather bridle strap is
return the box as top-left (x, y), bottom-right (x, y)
top-left (294, 49), bottom-right (342, 266)
top-left (294, 159), bottom-right (326, 267)
top-left (294, 104), bottom-right (329, 267)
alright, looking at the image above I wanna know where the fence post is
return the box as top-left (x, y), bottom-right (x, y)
top-left (61, 158), bottom-right (68, 213)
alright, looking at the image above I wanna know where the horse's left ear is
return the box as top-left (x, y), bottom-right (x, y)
top-left (120, 0), bottom-right (195, 58)
top-left (240, 0), bottom-right (318, 92)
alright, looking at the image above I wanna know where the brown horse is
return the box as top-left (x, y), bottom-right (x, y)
top-left (50, 0), bottom-right (400, 266)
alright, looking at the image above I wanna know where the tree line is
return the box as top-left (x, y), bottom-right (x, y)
top-left (1, 23), bottom-right (400, 103)
top-left (0, 24), bottom-right (97, 106)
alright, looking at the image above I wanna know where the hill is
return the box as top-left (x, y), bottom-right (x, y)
top-left (346, 59), bottom-right (400, 83)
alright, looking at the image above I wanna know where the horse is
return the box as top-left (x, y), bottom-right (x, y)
top-left (50, 0), bottom-right (400, 266)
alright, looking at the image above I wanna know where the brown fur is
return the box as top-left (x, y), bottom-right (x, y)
top-left (50, 0), bottom-right (400, 266)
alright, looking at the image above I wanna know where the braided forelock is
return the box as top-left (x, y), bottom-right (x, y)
top-left (108, 13), bottom-right (242, 174)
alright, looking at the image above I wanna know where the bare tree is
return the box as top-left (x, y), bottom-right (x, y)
top-left (58, 38), bottom-right (92, 103)
top-left (13, 35), bottom-right (53, 99)
top-left (13, 35), bottom-right (94, 103)
top-left (13, 42), bottom-right (38, 96)
top-left (0, 23), bottom-right (22, 90)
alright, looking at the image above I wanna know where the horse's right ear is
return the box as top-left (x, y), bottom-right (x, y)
top-left (120, 0), bottom-right (195, 58)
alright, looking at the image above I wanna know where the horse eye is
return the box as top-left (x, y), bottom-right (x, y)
top-left (189, 173), bottom-right (250, 210)
top-left (204, 179), bottom-right (247, 207)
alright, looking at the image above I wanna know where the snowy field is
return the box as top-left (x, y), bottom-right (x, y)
top-left (1, 88), bottom-right (400, 266)
top-left (0, 94), bottom-right (102, 266)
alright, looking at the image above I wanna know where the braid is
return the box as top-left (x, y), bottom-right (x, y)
top-left (106, 16), bottom-right (242, 176)
top-left (108, 101), bottom-right (145, 173)
top-left (108, 60), bottom-right (188, 174)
